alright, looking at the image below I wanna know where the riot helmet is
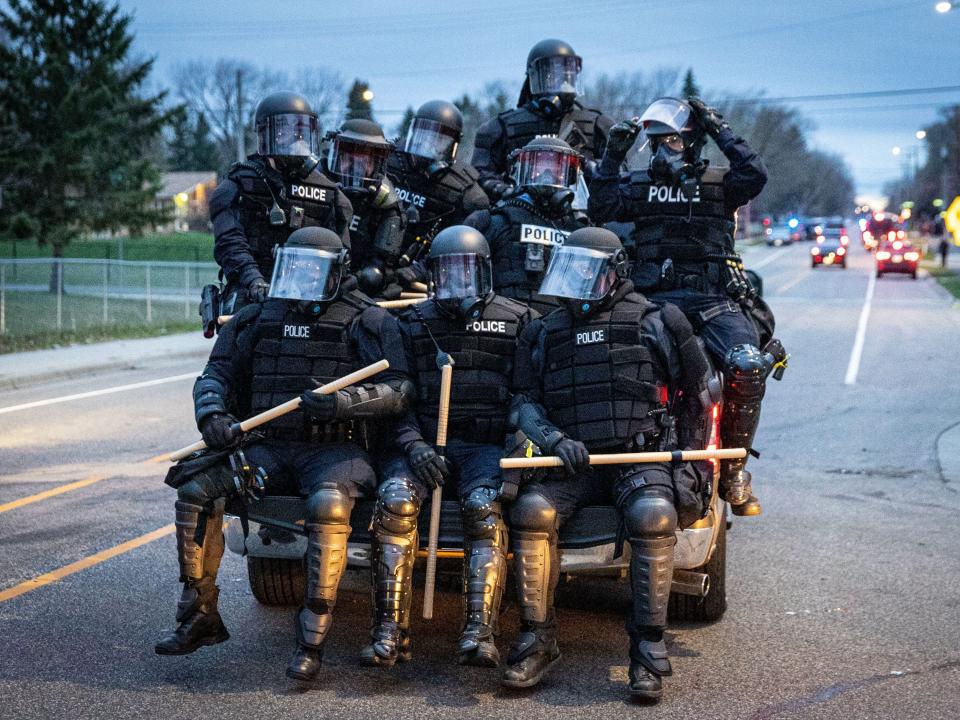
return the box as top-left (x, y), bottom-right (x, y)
top-left (521, 39), bottom-right (582, 116)
top-left (326, 119), bottom-right (394, 192)
top-left (538, 226), bottom-right (626, 318)
top-left (255, 92), bottom-right (321, 174)
top-left (426, 225), bottom-right (493, 319)
top-left (639, 97), bottom-right (706, 194)
top-left (403, 100), bottom-right (463, 171)
top-left (269, 227), bottom-right (349, 316)
top-left (510, 136), bottom-right (583, 210)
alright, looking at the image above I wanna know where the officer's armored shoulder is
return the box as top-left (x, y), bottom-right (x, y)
top-left (447, 161), bottom-right (480, 184)
top-left (227, 157), bottom-right (267, 182)
top-left (464, 208), bottom-right (492, 233)
top-left (491, 294), bottom-right (534, 319)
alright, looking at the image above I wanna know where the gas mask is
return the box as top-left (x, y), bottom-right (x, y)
top-left (650, 140), bottom-right (702, 199)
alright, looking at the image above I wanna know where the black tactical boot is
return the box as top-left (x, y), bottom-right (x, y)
top-left (155, 580), bottom-right (229, 655)
top-left (360, 621), bottom-right (412, 667)
top-left (458, 622), bottom-right (500, 668)
top-left (628, 633), bottom-right (672, 701)
top-left (501, 619), bottom-right (561, 688)
top-left (286, 607), bottom-right (330, 681)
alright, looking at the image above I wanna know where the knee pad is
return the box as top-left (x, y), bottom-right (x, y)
top-left (623, 491), bottom-right (677, 539)
top-left (723, 344), bottom-right (767, 402)
top-left (374, 478), bottom-right (420, 537)
top-left (461, 487), bottom-right (503, 541)
top-left (510, 492), bottom-right (557, 534)
top-left (306, 483), bottom-right (353, 526)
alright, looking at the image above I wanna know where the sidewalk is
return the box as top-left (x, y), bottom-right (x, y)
top-left (0, 331), bottom-right (210, 390)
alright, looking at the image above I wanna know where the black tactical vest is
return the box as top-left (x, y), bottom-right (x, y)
top-left (540, 291), bottom-right (666, 450)
top-left (623, 167), bottom-right (736, 265)
top-left (489, 201), bottom-right (584, 316)
top-left (249, 291), bottom-right (371, 442)
top-left (403, 296), bottom-right (527, 444)
top-left (499, 102), bottom-right (605, 162)
top-left (386, 154), bottom-right (478, 242)
top-left (230, 159), bottom-right (340, 277)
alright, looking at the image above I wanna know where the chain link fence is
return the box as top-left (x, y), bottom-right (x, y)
top-left (0, 258), bottom-right (219, 337)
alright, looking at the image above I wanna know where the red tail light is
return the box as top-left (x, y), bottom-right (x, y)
top-left (904, 251), bottom-right (919, 261)
top-left (876, 250), bottom-right (891, 260)
top-left (837, 247), bottom-right (846, 256)
top-left (897, 230), bottom-right (905, 239)
top-left (811, 247), bottom-right (820, 255)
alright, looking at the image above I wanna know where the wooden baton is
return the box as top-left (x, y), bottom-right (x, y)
top-left (422, 357), bottom-right (454, 620)
top-left (377, 297), bottom-right (428, 309)
top-left (168, 359), bottom-right (390, 462)
top-left (499, 447), bottom-right (747, 469)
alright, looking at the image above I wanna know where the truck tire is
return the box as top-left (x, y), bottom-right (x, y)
top-left (668, 514), bottom-right (727, 622)
top-left (248, 556), bottom-right (305, 606)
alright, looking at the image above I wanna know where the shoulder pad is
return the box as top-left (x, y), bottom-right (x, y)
top-left (572, 100), bottom-right (604, 118)
top-left (228, 158), bottom-right (266, 180)
top-left (464, 208), bottom-right (492, 232)
top-left (701, 165), bottom-right (728, 183)
top-left (448, 161), bottom-right (480, 182)
top-left (492, 294), bottom-right (534, 318)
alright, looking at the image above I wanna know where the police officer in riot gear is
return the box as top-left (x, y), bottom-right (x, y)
top-left (209, 92), bottom-right (353, 313)
top-left (466, 136), bottom-right (590, 316)
top-left (324, 119), bottom-right (409, 299)
top-left (386, 100), bottom-right (490, 276)
top-left (471, 38), bottom-right (613, 201)
top-left (362, 225), bottom-right (536, 669)
top-left (155, 227), bottom-right (412, 681)
top-left (589, 97), bottom-right (774, 516)
top-left (503, 227), bottom-right (713, 700)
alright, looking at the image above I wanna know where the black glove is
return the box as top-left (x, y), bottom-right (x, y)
top-left (605, 118), bottom-right (642, 157)
top-left (551, 437), bottom-right (589, 476)
top-left (396, 264), bottom-right (423, 286)
top-left (408, 441), bottom-right (450, 488)
top-left (687, 97), bottom-right (729, 139)
top-left (200, 413), bottom-right (238, 450)
top-left (299, 390), bottom-right (340, 422)
top-left (484, 178), bottom-right (516, 201)
top-left (246, 278), bottom-right (270, 303)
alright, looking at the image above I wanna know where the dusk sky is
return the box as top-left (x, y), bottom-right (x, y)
top-left (120, 0), bottom-right (960, 203)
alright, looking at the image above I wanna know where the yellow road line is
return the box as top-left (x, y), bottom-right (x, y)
top-left (0, 524), bottom-right (175, 603)
top-left (0, 474), bottom-right (109, 514)
top-left (0, 451), bottom-right (173, 514)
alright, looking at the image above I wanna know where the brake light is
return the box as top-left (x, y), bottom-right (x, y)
top-left (892, 240), bottom-right (903, 250)
top-left (811, 247), bottom-right (820, 255)
top-left (897, 230), bottom-right (905, 239)
top-left (840, 229), bottom-right (847, 237)
top-left (876, 251), bottom-right (891, 260)
top-left (817, 236), bottom-right (824, 244)
top-left (863, 231), bottom-right (872, 239)
top-left (905, 251), bottom-right (919, 261)
top-left (888, 231), bottom-right (897, 241)
top-left (874, 212), bottom-right (884, 221)
top-left (840, 236), bottom-right (849, 246)
top-left (837, 247), bottom-right (846, 256)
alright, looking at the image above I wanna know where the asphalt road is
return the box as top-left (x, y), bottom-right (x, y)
top-left (1, 238), bottom-right (958, 720)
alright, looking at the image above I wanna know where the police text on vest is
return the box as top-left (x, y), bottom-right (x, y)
top-left (465, 320), bottom-right (506, 333)
top-left (289, 184), bottom-right (328, 202)
top-left (575, 329), bottom-right (605, 345)
top-left (520, 224), bottom-right (569, 246)
top-left (395, 187), bottom-right (426, 208)
top-left (647, 185), bottom-right (700, 203)
top-left (283, 325), bottom-right (311, 338)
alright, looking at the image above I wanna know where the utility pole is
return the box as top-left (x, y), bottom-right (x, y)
top-left (236, 69), bottom-right (244, 162)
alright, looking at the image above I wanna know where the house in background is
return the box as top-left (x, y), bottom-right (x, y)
top-left (156, 171), bottom-right (217, 232)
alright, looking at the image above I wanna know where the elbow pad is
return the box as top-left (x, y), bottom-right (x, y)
top-left (193, 374), bottom-right (228, 427)
top-left (513, 399), bottom-right (565, 453)
top-left (333, 380), bottom-right (414, 419)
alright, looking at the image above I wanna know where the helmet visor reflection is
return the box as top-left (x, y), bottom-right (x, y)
top-left (429, 253), bottom-right (490, 300)
top-left (528, 55), bottom-right (582, 96)
top-left (269, 246), bottom-right (341, 302)
top-left (257, 113), bottom-right (318, 157)
top-left (328, 137), bottom-right (391, 189)
top-left (538, 245), bottom-right (614, 300)
top-left (404, 118), bottom-right (459, 162)
top-left (512, 149), bottom-right (581, 190)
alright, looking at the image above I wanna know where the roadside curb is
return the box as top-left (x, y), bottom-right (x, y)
top-left (0, 332), bottom-right (210, 392)
top-left (936, 420), bottom-right (960, 488)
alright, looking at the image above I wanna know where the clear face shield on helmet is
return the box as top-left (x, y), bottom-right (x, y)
top-left (527, 55), bottom-right (582, 96)
top-left (404, 118), bottom-right (459, 164)
top-left (268, 246), bottom-right (343, 303)
top-left (512, 148), bottom-right (582, 192)
top-left (428, 253), bottom-right (492, 301)
top-left (538, 245), bottom-right (617, 301)
top-left (640, 98), bottom-right (700, 192)
top-left (327, 136), bottom-right (391, 190)
top-left (257, 113), bottom-right (319, 158)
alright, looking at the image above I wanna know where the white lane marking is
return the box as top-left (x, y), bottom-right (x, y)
top-left (746, 246), bottom-right (792, 271)
top-left (776, 270), bottom-right (809, 295)
top-left (0, 373), bottom-right (196, 416)
top-left (844, 269), bottom-right (877, 386)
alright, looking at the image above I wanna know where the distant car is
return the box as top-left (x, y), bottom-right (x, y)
top-left (805, 217), bottom-right (827, 241)
top-left (765, 222), bottom-right (801, 246)
top-left (864, 215), bottom-right (902, 252)
top-left (875, 239), bottom-right (919, 279)
top-left (811, 235), bottom-right (847, 268)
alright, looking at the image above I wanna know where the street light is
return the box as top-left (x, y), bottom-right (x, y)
top-left (361, 88), bottom-right (375, 102)
top-left (935, 1), bottom-right (953, 13)
top-left (916, 130), bottom-right (927, 140)
top-left (892, 146), bottom-right (902, 156)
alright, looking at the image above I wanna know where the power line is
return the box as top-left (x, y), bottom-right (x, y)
top-left (731, 85), bottom-right (960, 105)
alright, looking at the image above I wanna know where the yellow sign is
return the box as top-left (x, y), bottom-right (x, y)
top-left (946, 196), bottom-right (960, 246)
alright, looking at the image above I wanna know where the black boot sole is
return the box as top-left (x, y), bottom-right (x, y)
top-left (458, 644), bottom-right (500, 668)
top-left (285, 666), bottom-right (322, 682)
top-left (500, 652), bottom-right (561, 689)
top-left (628, 685), bottom-right (663, 701)
top-left (154, 628), bottom-right (230, 656)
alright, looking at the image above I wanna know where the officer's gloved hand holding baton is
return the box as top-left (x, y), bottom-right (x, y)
top-left (501, 447), bottom-right (748, 470)
top-left (551, 436), bottom-right (590, 476)
top-left (200, 413), bottom-right (239, 450)
top-left (168, 360), bottom-right (391, 462)
top-left (246, 278), bottom-right (271, 303)
top-left (408, 441), bottom-right (450, 488)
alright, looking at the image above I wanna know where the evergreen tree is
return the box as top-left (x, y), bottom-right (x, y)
top-left (395, 106), bottom-right (415, 142)
top-left (682, 68), bottom-right (700, 98)
top-left (167, 107), bottom-right (219, 171)
top-left (0, 0), bottom-right (171, 288)
top-left (346, 79), bottom-right (374, 121)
